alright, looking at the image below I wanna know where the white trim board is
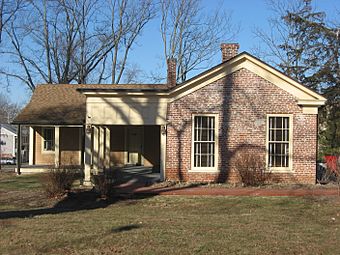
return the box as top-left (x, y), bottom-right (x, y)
top-left (169, 53), bottom-right (326, 104)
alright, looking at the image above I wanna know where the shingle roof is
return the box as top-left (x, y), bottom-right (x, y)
top-left (13, 83), bottom-right (167, 125)
top-left (1, 123), bottom-right (17, 134)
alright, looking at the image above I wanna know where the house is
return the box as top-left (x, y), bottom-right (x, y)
top-left (13, 43), bottom-right (326, 184)
top-left (0, 124), bottom-right (29, 164)
top-left (0, 124), bottom-right (17, 162)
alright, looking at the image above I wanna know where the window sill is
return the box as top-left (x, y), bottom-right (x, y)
top-left (268, 167), bottom-right (293, 173)
top-left (42, 150), bottom-right (55, 154)
top-left (189, 169), bottom-right (220, 173)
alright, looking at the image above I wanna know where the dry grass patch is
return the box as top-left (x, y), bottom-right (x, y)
top-left (0, 173), bottom-right (340, 254)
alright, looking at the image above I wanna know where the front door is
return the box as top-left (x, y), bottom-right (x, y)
top-left (127, 127), bottom-right (143, 165)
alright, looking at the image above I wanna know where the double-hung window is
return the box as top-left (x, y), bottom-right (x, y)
top-left (267, 115), bottom-right (292, 170)
top-left (192, 114), bottom-right (218, 171)
top-left (42, 128), bottom-right (55, 151)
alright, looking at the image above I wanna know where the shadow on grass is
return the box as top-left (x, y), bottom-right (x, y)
top-left (111, 224), bottom-right (141, 233)
top-left (0, 170), bottom-right (207, 220)
top-left (0, 190), bottom-right (148, 220)
top-left (0, 187), bottom-right (204, 220)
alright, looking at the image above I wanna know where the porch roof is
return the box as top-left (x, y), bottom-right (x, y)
top-left (12, 83), bottom-right (167, 125)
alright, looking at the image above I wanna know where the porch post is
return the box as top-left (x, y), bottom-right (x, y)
top-left (54, 126), bottom-right (60, 168)
top-left (160, 125), bottom-right (167, 181)
top-left (93, 126), bottom-right (99, 173)
top-left (99, 126), bottom-right (105, 170)
top-left (105, 126), bottom-right (110, 169)
top-left (29, 126), bottom-right (35, 165)
top-left (83, 125), bottom-right (92, 186)
top-left (16, 125), bottom-right (21, 175)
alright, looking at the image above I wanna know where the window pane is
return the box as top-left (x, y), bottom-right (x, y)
top-left (193, 116), bottom-right (216, 168)
top-left (283, 117), bottom-right (289, 128)
top-left (201, 130), bottom-right (208, 141)
top-left (276, 117), bottom-right (282, 128)
top-left (210, 117), bottom-right (215, 129)
top-left (268, 116), bottom-right (290, 168)
top-left (201, 155), bottom-right (208, 167)
top-left (43, 128), bottom-right (54, 151)
top-left (275, 130), bottom-right (283, 141)
top-left (201, 143), bottom-right (208, 153)
top-left (201, 117), bottom-right (208, 128)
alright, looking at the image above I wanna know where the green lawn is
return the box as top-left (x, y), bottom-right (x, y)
top-left (1, 173), bottom-right (340, 254)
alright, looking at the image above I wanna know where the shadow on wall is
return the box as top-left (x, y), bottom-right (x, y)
top-left (166, 70), bottom-right (317, 183)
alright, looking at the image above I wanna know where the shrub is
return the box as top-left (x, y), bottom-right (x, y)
top-left (92, 173), bottom-right (115, 198)
top-left (234, 150), bottom-right (271, 186)
top-left (41, 168), bottom-right (77, 197)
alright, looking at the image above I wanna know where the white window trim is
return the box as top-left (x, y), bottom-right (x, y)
top-left (41, 127), bottom-right (55, 153)
top-left (190, 113), bottom-right (219, 173)
top-left (266, 114), bottom-right (293, 172)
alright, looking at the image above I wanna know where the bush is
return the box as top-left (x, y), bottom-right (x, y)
top-left (234, 150), bottom-right (271, 186)
top-left (92, 173), bottom-right (115, 198)
top-left (41, 168), bottom-right (77, 197)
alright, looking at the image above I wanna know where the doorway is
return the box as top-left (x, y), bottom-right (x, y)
top-left (126, 126), bottom-right (143, 165)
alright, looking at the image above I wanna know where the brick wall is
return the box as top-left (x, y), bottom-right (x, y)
top-left (165, 68), bottom-right (318, 184)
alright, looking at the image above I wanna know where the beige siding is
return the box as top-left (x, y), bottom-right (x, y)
top-left (34, 126), bottom-right (82, 166)
top-left (60, 127), bottom-right (81, 166)
top-left (35, 127), bottom-right (54, 165)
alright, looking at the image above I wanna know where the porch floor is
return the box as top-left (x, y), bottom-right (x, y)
top-left (15, 164), bottom-right (54, 173)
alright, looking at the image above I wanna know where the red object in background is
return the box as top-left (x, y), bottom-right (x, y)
top-left (324, 156), bottom-right (338, 172)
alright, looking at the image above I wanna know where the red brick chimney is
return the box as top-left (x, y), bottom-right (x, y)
top-left (220, 43), bottom-right (239, 62)
top-left (167, 58), bottom-right (176, 88)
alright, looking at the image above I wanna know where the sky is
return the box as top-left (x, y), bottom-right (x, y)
top-left (2, 0), bottom-right (339, 106)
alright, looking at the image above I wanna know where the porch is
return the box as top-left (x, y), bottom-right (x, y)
top-left (16, 124), bottom-right (165, 186)
top-left (84, 124), bottom-right (166, 185)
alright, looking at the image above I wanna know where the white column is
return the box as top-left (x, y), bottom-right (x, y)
top-left (99, 126), bottom-right (105, 170)
top-left (16, 125), bottom-right (21, 175)
top-left (105, 126), bottom-right (111, 169)
top-left (83, 125), bottom-right (92, 186)
top-left (93, 126), bottom-right (99, 173)
top-left (160, 125), bottom-right (167, 181)
top-left (54, 126), bottom-right (60, 168)
top-left (29, 127), bottom-right (34, 165)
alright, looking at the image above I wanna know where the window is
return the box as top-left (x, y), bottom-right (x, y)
top-left (192, 114), bottom-right (218, 171)
top-left (42, 128), bottom-right (55, 151)
top-left (267, 115), bottom-right (292, 169)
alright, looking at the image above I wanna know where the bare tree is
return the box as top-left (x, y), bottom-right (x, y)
top-left (0, 0), bottom-right (24, 44)
top-left (106, 0), bottom-right (155, 84)
top-left (160, 0), bottom-right (237, 83)
top-left (0, 93), bottom-right (21, 123)
top-left (0, 0), bottom-right (155, 91)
